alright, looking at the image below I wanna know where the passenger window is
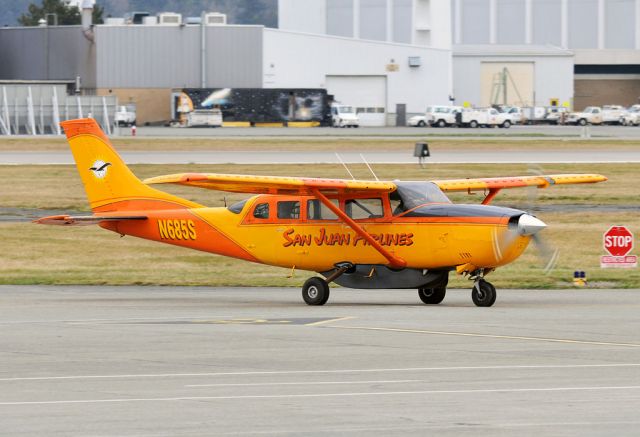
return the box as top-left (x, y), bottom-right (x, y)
top-left (277, 201), bottom-right (300, 219)
top-left (253, 203), bottom-right (269, 219)
top-left (307, 199), bottom-right (339, 220)
top-left (345, 198), bottom-right (383, 219)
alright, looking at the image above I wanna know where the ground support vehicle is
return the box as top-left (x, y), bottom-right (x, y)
top-left (565, 107), bottom-right (603, 126)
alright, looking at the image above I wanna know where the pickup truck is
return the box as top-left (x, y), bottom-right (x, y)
top-left (602, 105), bottom-right (627, 125)
top-left (331, 104), bottom-right (359, 128)
top-left (621, 105), bottom-right (640, 126)
top-left (114, 105), bottom-right (136, 126)
top-left (565, 107), bottom-right (603, 125)
top-left (425, 105), bottom-right (461, 127)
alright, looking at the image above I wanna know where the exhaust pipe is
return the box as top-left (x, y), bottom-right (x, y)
top-left (81, 0), bottom-right (95, 42)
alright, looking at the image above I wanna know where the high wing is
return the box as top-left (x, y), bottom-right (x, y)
top-left (431, 173), bottom-right (607, 204)
top-left (143, 173), bottom-right (396, 195)
top-left (432, 174), bottom-right (607, 192)
top-left (35, 215), bottom-right (147, 226)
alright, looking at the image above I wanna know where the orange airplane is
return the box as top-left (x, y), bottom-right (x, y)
top-left (36, 119), bottom-right (606, 307)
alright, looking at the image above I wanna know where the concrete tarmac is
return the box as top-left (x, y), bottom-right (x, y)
top-left (1, 285), bottom-right (640, 436)
top-left (4, 149), bottom-right (640, 165)
top-left (130, 125), bottom-right (640, 139)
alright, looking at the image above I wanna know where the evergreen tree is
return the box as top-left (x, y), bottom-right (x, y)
top-left (18, 0), bottom-right (104, 26)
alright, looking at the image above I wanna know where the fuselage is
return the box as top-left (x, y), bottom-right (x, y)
top-left (102, 191), bottom-right (533, 273)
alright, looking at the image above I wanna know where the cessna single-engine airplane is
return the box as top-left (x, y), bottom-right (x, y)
top-left (37, 119), bottom-right (607, 307)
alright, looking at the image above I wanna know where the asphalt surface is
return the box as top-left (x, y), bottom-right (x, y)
top-left (1, 285), bottom-right (640, 436)
top-left (127, 125), bottom-right (640, 139)
top-left (3, 149), bottom-right (640, 165)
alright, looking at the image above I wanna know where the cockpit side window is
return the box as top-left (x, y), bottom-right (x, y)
top-left (253, 202), bottom-right (269, 219)
top-left (345, 198), bottom-right (383, 219)
top-left (307, 199), bottom-right (339, 220)
top-left (277, 201), bottom-right (300, 219)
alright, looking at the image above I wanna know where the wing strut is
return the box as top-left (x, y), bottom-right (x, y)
top-left (481, 188), bottom-right (501, 205)
top-left (311, 188), bottom-right (407, 269)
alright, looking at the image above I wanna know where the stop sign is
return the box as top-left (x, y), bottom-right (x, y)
top-left (603, 226), bottom-right (634, 257)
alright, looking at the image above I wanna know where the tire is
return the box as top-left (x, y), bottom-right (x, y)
top-left (417, 120), bottom-right (426, 127)
top-left (436, 119), bottom-right (446, 128)
top-left (578, 118), bottom-right (587, 126)
top-left (302, 277), bottom-right (330, 306)
top-left (418, 287), bottom-right (446, 305)
top-left (469, 120), bottom-right (478, 128)
top-left (472, 280), bottom-right (496, 307)
top-left (502, 120), bottom-right (511, 128)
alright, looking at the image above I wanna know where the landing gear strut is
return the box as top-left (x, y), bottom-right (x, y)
top-left (302, 262), bottom-right (353, 306)
top-left (418, 274), bottom-right (449, 305)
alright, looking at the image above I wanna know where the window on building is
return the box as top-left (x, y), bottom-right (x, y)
top-left (327, 0), bottom-right (354, 37)
top-left (605, 0), bottom-right (635, 49)
top-left (568, 0), bottom-right (598, 49)
top-left (532, 0), bottom-right (561, 46)
top-left (461, 0), bottom-right (490, 44)
top-left (345, 198), bottom-right (384, 219)
top-left (497, 0), bottom-right (525, 44)
top-left (307, 199), bottom-right (339, 220)
top-left (360, 0), bottom-right (386, 41)
top-left (277, 201), bottom-right (300, 219)
top-left (393, 0), bottom-right (412, 44)
top-left (253, 203), bottom-right (269, 219)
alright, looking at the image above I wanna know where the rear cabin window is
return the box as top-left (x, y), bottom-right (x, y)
top-left (277, 201), bottom-right (300, 219)
top-left (307, 199), bottom-right (339, 220)
top-left (345, 198), bottom-right (384, 219)
top-left (253, 203), bottom-right (269, 219)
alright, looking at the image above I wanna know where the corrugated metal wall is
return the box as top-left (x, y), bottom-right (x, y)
top-left (95, 25), bottom-right (263, 88)
top-left (0, 26), bottom-right (96, 87)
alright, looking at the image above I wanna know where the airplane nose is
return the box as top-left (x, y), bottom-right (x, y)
top-left (517, 214), bottom-right (547, 236)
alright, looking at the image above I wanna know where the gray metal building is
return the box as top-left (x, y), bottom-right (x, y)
top-left (0, 24), bottom-right (264, 123)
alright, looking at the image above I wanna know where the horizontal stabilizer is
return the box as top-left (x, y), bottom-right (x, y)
top-left (34, 214), bottom-right (147, 226)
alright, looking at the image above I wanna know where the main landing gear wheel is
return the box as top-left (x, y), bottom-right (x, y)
top-left (472, 279), bottom-right (496, 307)
top-left (302, 277), bottom-right (330, 306)
top-left (418, 287), bottom-right (446, 305)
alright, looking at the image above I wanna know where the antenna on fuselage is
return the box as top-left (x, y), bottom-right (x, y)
top-left (360, 153), bottom-right (379, 181)
top-left (335, 153), bottom-right (355, 180)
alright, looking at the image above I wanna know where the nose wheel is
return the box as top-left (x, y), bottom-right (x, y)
top-left (472, 279), bottom-right (496, 307)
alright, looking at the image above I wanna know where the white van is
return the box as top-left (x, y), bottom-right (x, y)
top-left (331, 104), bottom-right (360, 128)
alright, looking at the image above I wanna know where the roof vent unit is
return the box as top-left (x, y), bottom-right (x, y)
top-left (204, 13), bottom-right (227, 25)
top-left (142, 16), bottom-right (157, 25)
top-left (158, 12), bottom-right (182, 25)
top-left (105, 17), bottom-right (125, 25)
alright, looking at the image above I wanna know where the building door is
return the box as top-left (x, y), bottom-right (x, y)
top-left (325, 75), bottom-right (387, 126)
top-left (480, 62), bottom-right (534, 107)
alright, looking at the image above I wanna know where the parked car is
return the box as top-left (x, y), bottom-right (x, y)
top-left (331, 104), bottom-right (359, 128)
top-left (407, 115), bottom-right (428, 127)
top-left (425, 105), bottom-right (461, 127)
top-left (621, 105), bottom-right (640, 126)
top-left (114, 105), bottom-right (136, 126)
top-left (459, 107), bottom-right (511, 128)
top-left (565, 106), bottom-right (603, 125)
top-left (602, 105), bottom-right (627, 125)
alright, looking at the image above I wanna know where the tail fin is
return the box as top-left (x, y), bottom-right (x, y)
top-left (61, 118), bottom-right (201, 212)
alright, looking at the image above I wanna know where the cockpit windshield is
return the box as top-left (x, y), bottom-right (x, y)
top-left (391, 181), bottom-right (451, 214)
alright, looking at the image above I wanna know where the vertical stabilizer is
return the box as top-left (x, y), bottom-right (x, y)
top-left (61, 118), bottom-right (200, 211)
